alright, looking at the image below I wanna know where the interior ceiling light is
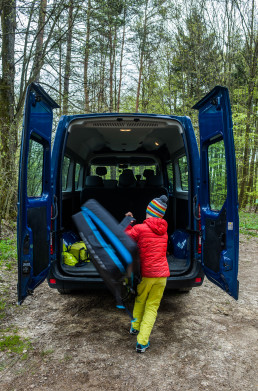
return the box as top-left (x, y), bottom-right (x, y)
top-left (120, 129), bottom-right (131, 132)
top-left (155, 141), bottom-right (160, 146)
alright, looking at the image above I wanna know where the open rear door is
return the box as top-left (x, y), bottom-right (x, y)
top-left (193, 86), bottom-right (239, 300)
top-left (17, 83), bottom-right (59, 304)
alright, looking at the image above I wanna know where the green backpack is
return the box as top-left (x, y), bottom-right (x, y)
top-left (62, 241), bottom-right (91, 266)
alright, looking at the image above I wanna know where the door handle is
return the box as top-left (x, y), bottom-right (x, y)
top-left (193, 195), bottom-right (201, 221)
top-left (51, 195), bottom-right (58, 220)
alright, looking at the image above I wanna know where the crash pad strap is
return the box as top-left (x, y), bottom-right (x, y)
top-left (81, 206), bottom-right (133, 265)
top-left (81, 209), bottom-right (126, 274)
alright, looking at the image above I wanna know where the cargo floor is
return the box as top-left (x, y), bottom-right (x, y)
top-left (167, 255), bottom-right (189, 275)
top-left (62, 255), bottom-right (189, 276)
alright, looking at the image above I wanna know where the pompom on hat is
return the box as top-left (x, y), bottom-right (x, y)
top-left (146, 195), bottom-right (168, 218)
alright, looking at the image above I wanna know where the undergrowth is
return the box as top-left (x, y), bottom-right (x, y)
top-left (0, 235), bottom-right (32, 366)
top-left (0, 238), bottom-right (17, 270)
top-left (0, 333), bottom-right (31, 360)
top-left (239, 211), bottom-right (258, 237)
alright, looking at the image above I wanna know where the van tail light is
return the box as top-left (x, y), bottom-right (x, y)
top-left (197, 204), bottom-right (202, 254)
top-left (49, 278), bottom-right (56, 284)
top-left (195, 277), bottom-right (202, 283)
top-left (50, 206), bottom-right (54, 255)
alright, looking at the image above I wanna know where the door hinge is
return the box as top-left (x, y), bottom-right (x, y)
top-left (22, 261), bottom-right (31, 276)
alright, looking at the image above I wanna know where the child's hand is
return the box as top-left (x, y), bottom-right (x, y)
top-left (125, 212), bottom-right (134, 217)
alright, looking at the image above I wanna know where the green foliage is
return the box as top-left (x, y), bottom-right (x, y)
top-left (0, 333), bottom-right (31, 360)
top-left (0, 237), bottom-right (17, 323)
top-left (0, 0), bottom-right (257, 217)
top-left (0, 300), bottom-right (6, 320)
top-left (239, 212), bottom-right (258, 237)
top-left (0, 238), bottom-right (17, 271)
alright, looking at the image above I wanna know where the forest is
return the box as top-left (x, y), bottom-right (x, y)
top-left (0, 0), bottom-right (257, 234)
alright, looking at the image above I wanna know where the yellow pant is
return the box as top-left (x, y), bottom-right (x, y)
top-left (132, 277), bottom-right (167, 345)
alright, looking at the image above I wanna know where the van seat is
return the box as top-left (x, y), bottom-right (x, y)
top-left (118, 169), bottom-right (136, 188)
top-left (85, 175), bottom-right (103, 187)
top-left (80, 176), bottom-right (104, 206)
top-left (145, 174), bottom-right (164, 187)
top-left (80, 172), bottom-right (168, 223)
top-left (103, 179), bottom-right (118, 188)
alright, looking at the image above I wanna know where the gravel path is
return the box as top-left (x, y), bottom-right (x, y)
top-left (0, 234), bottom-right (257, 391)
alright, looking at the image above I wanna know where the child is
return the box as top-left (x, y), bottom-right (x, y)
top-left (125, 195), bottom-right (169, 353)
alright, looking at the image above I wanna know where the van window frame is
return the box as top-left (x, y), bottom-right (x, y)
top-left (207, 137), bottom-right (227, 211)
top-left (27, 134), bottom-right (45, 198)
top-left (174, 150), bottom-right (189, 195)
top-left (62, 151), bottom-right (84, 193)
top-left (62, 155), bottom-right (73, 192)
top-left (74, 162), bottom-right (83, 191)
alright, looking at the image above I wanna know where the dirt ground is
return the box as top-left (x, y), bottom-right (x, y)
top-left (0, 234), bottom-right (257, 391)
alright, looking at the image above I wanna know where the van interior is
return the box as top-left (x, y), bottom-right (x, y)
top-left (58, 116), bottom-right (193, 279)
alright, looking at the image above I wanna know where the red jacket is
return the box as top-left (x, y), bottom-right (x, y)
top-left (126, 217), bottom-right (170, 278)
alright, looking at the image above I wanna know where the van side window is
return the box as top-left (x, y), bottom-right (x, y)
top-left (208, 140), bottom-right (227, 210)
top-left (167, 162), bottom-right (173, 194)
top-left (62, 156), bottom-right (71, 191)
top-left (27, 138), bottom-right (44, 197)
top-left (178, 156), bottom-right (188, 191)
top-left (75, 163), bottom-right (81, 190)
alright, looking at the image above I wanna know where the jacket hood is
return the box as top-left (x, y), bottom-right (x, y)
top-left (144, 217), bottom-right (168, 235)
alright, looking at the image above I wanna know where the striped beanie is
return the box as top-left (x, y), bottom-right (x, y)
top-left (146, 195), bottom-right (168, 218)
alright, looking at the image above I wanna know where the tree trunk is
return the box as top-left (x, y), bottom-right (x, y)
top-left (83, 0), bottom-right (91, 113)
top-left (63, 1), bottom-right (74, 115)
top-left (58, 19), bottom-right (63, 116)
top-left (135, 0), bottom-right (148, 113)
top-left (19, 0), bottom-right (37, 99)
top-left (117, 7), bottom-right (126, 112)
top-left (238, 7), bottom-right (258, 208)
top-left (0, 0), bottom-right (16, 235)
top-left (108, 24), bottom-right (117, 112)
top-left (98, 50), bottom-right (106, 111)
top-left (32, 0), bottom-right (47, 83)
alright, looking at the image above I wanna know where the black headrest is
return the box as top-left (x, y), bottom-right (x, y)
top-left (143, 169), bottom-right (155, 178)
top-left (118, 169), bottom-right (136, 188)
top-left (146, 175), bottom-right (163, 187)
top-left (85, 175), bottom-right (103, 187)
top-left (96, 166), bottom-right (107, 176)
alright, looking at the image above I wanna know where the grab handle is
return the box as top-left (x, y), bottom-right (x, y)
top-left (193, 195), bottom-right (201, 221)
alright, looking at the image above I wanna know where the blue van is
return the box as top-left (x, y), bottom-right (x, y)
top-left (17, 83), bottom-right (239, 304)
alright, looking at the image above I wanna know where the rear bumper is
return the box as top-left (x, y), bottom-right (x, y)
top-left (48, 259), bottom-right (204, 291)
top-left (166, 259), bottom-right (204, 289)
top-left (47, 261), bottom-right (105, 290)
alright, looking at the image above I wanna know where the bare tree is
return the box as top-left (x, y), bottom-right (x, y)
top-left (32, 0), bottom-right (47, 82)
top-left (0, 0), bottom-right (16, 234)
top-left (83, 0), bottom-right (91, 113)
top-left (236, 0), bottom-right (258, 209)
top-left (63, 0), bottom-right (74, 114)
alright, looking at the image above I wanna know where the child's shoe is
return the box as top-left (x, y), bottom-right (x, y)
top-left (130, 326), bottom-right (139, 335)
top-left (136, 341), bottom-right (150, 353)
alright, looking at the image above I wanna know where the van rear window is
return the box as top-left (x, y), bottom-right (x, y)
top-left (62, 156), bottom-right (71, 191)
top-left (208, 140), bottom-right (227, 210)
top-left (75, 163), bottom-right (81, 189)
top-left (90, 164), bottom-right (157, 180)
top-left (178, 156), bottom-right (188, 191)
top-left (27, 138), bottom-right (44, 197)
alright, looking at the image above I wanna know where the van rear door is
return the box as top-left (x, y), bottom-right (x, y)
top-left (193, 86), bottom-right (239, 300)
top-left (17, 83), bottom-right (59, 304)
